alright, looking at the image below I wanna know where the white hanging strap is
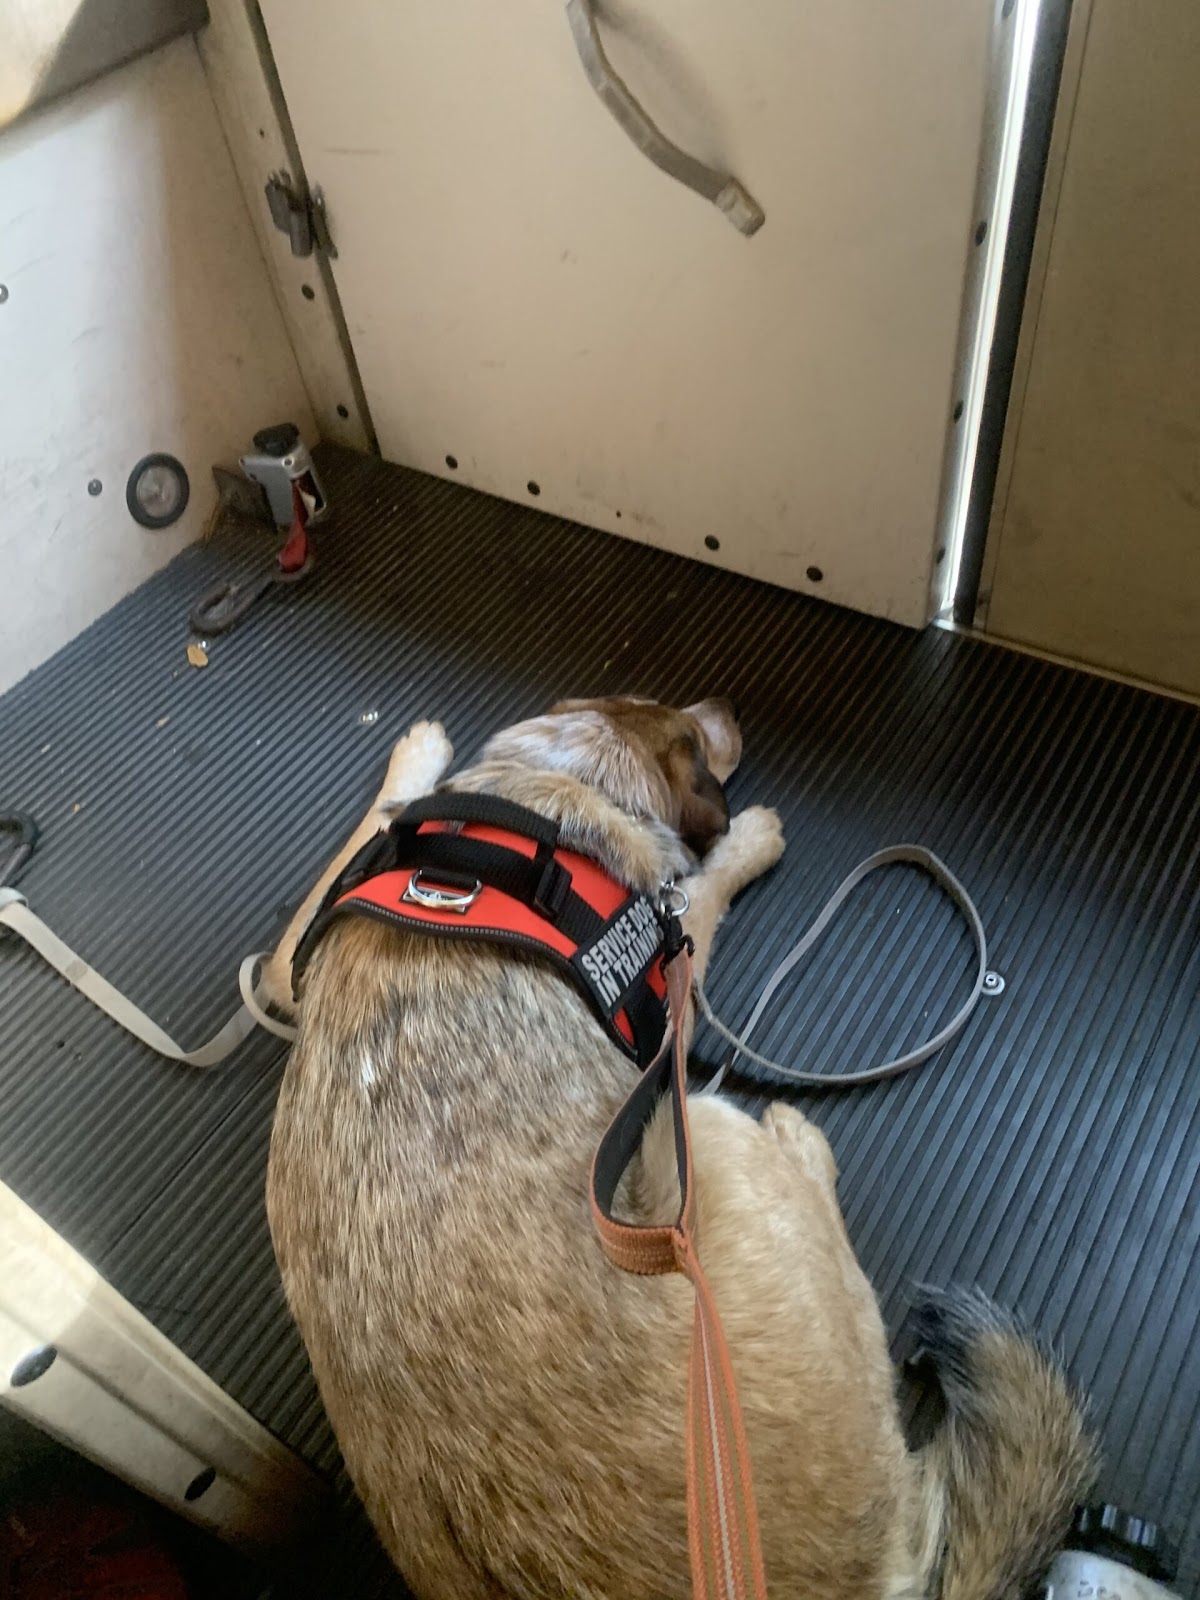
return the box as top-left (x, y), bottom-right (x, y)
top-left (696, 845), bottom-right (991, 1095)
top-left (0, 887), bottom-right (296, 1068)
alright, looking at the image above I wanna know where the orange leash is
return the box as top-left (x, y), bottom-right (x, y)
top-left (590, 945), bottom-right (769, 1600)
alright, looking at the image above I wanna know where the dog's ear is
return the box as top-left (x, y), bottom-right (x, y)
top-left (684, 697), bottom-right (742, 783)
top-left (664, 735), bottom-right (730, 855)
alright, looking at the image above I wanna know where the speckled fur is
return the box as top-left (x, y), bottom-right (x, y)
top-left (266, 702), bottom-right (1095, 1600)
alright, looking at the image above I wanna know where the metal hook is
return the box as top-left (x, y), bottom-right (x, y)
top-left (658, 881), bottom-right (691, 917)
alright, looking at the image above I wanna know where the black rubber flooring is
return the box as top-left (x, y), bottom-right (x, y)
top-left (2, 444), bottom-right (1199, 1596)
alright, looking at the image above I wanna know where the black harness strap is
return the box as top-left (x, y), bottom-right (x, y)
top-left (302, 805), bottom-right (594, 949)
top-left (399, 791), bottom-right (561, 849)
top-left (590, 913), bottom-right (691, 1231)
top-left (291, 795), bottom-right (670, 1067)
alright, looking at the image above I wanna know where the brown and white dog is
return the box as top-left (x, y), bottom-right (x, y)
top-left (265, 698), bottom-right (1096, 1600)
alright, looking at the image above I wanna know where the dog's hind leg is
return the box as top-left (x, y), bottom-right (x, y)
top-left (368, 1485), bottom-right (508, 1600)
top-left (760, 1099), bottom-right (840, 1195)
top-left (678, 805), bottom-right (784, 992)
top-left (260, 720), bottom-right (454, 1010)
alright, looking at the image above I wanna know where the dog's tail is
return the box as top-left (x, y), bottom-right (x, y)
top-left (911, 1288), bottom-right (1099, 1600)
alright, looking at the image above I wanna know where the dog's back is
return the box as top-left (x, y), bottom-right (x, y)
top-left (269, 918), bottom-right (917, 1600)
top-left (268, 703), bottom-right (1095, 1600)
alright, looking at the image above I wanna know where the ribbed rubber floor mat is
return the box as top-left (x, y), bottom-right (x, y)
top-left (2, 445), bottom-right (1198, 1596)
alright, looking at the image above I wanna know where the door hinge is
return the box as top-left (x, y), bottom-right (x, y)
top-left (264, 172), bottom-right (338, 260)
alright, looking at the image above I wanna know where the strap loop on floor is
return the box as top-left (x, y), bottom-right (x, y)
top-left (698, 844), bottom-right (989, 1093)
top-left (0, 888), bottom-right (295, 1067)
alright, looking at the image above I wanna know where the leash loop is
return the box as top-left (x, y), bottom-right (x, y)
top-left (699, 844), bottom-right (989, 1094)
top-left (0, 887), bottom-right (295, 1065)
top-left (189, 482), bottom-right (316, 637)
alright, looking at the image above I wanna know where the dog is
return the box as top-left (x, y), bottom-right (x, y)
top-left (265, 697), bottom-right (1096, 1600)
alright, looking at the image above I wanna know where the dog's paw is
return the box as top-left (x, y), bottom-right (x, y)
top-left (379, 720), bottom-right (454, 808)
top-left (713, 805), bottom-right (785, 887)
top-left (761, 1101), bottom-right (837, 1186)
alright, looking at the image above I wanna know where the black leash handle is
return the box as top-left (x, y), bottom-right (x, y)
top-left (0, 811), bottom-right (39, 888)
top-left (189, 552), bottom-right (316, 637)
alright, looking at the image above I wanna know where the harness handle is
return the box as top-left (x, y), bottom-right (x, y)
top-left (591, 938), bottom-right (769, 1600)
top-left (395, 793), bottom-right (568, 916)
top-left (400, 791), bottom-right (561, 852)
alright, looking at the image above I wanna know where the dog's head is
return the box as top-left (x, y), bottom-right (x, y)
top-left (480, 695), bottom-right (741, 856)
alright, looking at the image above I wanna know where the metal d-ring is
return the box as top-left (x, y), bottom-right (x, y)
top-left (402, 871), bottom-right (483, 914)
top-left (658, 881), bottom-right (691, 917)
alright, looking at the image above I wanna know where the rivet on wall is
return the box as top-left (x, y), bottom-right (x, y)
top-left (184, 1467), bottom-right (217, 1502)
top-left (11, 1345), bottom-right (57, 1387)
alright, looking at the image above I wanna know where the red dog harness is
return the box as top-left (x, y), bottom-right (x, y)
top-left (291, 793), bottom-right (669, 1064)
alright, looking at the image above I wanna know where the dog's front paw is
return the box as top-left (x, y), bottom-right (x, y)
top-left (734, 804), bottom-right (785, 860)
top-left (713, 805), bottom-right (785, 888)
top-left (379, 720), bottom-right (454, 808)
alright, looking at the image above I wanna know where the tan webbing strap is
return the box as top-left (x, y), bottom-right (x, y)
top-left (590, 950), bottom-right (769, 1600)
top-left (0, 887), bottom-right (295, 1064)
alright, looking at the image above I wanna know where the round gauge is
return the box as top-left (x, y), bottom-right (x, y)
top-left (126, 453), bottom-right (190, 529)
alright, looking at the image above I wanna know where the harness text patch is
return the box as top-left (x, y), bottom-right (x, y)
top-left (578, 898), bottom-right (662, 1010)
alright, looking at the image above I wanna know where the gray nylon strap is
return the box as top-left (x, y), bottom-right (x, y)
top-left (696, 845), bottom-right (988, 1093)
top-left (0, 887), bottom-right (296, 1068)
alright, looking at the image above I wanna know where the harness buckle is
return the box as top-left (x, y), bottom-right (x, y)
top-left (533, 857), bottom-right (572, 921)
top-left (402, 870), bottom-right (483, 914)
